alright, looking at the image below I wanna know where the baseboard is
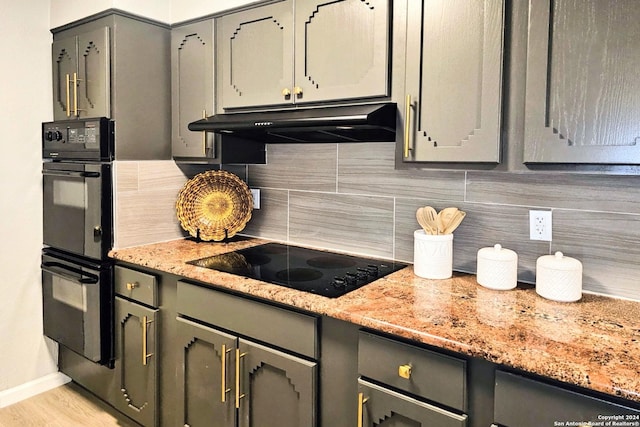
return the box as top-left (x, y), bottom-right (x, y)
top-left (0, 372), bottom-right (71, 408)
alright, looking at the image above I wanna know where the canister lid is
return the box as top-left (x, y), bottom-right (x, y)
top-left (537, 251), bottom-right (582, 271)
top-left (477, 244), bottom-right (517, 262)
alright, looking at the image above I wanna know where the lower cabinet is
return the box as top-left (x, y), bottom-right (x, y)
top-left (357, 331), bottom-right (468, 427)
top-left (494, 371), bottom-right (640, 427)
top-left (113, 295), bottom-right (159, 426)
top-left (176, 280), bottom-right (318, 427)
top-left (358, 379), bottom-right (467, 427)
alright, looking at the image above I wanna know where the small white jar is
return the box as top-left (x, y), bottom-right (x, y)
top-left (536, 251), bottom-right (583, 302)
top-left (476, 244), bottom-right (518, 290)
top-left (413, 230), bottom-right (453, 279)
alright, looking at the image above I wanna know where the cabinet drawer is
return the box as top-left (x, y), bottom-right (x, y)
top-left (358, 331), bottom-right (467, 412)
top-left (114, 265), bottom-right (157, 307)
top-left (494, 371), bottom-right (640, 426)
top-left (359, 379), bottom-right (467, 427)
top-left (176, 281), bottom-right (318, 359)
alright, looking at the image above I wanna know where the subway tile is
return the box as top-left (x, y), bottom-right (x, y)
top-left (552, 210), bottom-right (640, 300)
top-left (338, 142), bottom-right (466, 200)
top-left (289, 191), bottom-right (394, 258)
top-left (467, 171), bottom-right (640, 213)
top-left (395, 199), bottom-right (550, 283)
top-left (248, 144), bottom-right (337, 191)
top-left (241, 188), bottom-right (288, 242)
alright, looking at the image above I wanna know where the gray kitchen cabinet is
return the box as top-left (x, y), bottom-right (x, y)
top-left (494, 371), bottom-right (640, 426)
top-left (358, 379), bottom-right (468, 427)
top-left (52, 26), bottom-right (110, 121)
top-left (402, 0), bottom-right (504, 163)
top-left (176, 280), bottom-right (318, 427)
top-left (217, 0), bottom-right (390, 110)
top-left (51, 11), bottom-right (171, 160)
top-left (113, 295), bottom-right (159, 427)
top-left (523, 0), bottom-right (640, 165)
top-left (171, 19), bottom-right (215, 160)
top-left (357, 331), bottom-right (468, 426)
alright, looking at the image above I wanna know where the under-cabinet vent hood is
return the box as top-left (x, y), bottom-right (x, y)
top-left (188, 103), bottom-right (397, 143)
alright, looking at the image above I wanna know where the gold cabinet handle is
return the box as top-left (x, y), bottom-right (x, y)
top-left (357, 392), bottom-right (369, 427)
top-left (141, 316), bottom-right (154, 366)
top-left (126, 282), bottom-right (138, 291)
top-left (202, 109), bottom-right (207, 156)
top-left (404, 94), bottom-right (412, 158)
top-left (293, 86), bottom-right (303, 97)
top-left (73, 72), bottom-right (79, 116)
top-left (220, 344), bottom-right (231, 403)
top-left (65, 74), bottom-right (71, 117)
top-left (398, 364), bottom-right (412, 379)
top-left (282, 88), bottom-right (291, 98)
top-left (235, 349), bottom-right (247, 408)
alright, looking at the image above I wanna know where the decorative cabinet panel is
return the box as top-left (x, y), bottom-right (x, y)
top-left (113, 296), bottom-right (159, 427)
top-left (171, 19), bottom-right (215, 160)
top-left (494, 371), bottom-right (640, 427)
top-left (402, 0), bottom-right (505, 163)
top-left (217, 0), bottom-right (390, 110)
top-left (176, 317), bottom-right (236, 427)
top-left (52, 26), bottom-right (110, 121)
top-left (358, 379), bottom-right (467, 427)
top-left (523, 0), bottom-right (640, 164)
top-left (237, 338), bottom-right (317, 427)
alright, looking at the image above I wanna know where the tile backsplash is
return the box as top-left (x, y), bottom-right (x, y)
top-left (114, 145), bottom-right (640, 301)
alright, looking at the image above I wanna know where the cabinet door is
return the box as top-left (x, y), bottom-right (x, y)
top-left (523, 0), bottom-right (640, 164)
top-left (403, 0), bottom-right (504, 163)
top-left (176, 317), bottom-right (236, 427)
top-left (52, 36), bottom-right (78, 121)
top-left (293, 0), bottom-right (390, 103)
top-left (171, 20), bottom-right (215, 159)
top-left (237, 338), bottom-right (317, 427)
top-left (76, 27), bottom-right (110, 119)
top-left (358, 379), bottom-right (468, 427)
top-left (217, 0), bottom-right (294, 109)
top-left (113, 296), bottom-right (158, 427)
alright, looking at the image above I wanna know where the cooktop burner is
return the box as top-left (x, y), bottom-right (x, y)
top-left (188, 243), bottom-right (407, 298)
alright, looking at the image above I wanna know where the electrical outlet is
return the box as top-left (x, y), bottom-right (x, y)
top-left (251, 188), bottom-right (260, 209)
top-left (529, 210), bottom-right (552, 241)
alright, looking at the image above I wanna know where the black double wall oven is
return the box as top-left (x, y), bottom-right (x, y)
top-left (41, 118), bottom-right (114, 365)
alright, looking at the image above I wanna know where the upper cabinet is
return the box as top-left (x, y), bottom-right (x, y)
top-left (171, 19), bottom-right (215, 160)
top-left (217, 0), bottom-right (390, 110)
top-left (51, 12), bottom-right (171, 160)
top-left (52, 27), bottom-right (110, 121)
top-left (523, 0), bottom-right (640, 165)
top-left (402, 0), bottom-right (505, 163)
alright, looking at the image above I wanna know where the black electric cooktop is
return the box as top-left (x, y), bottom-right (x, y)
top-left (188, 243), bottom-right (407, 298)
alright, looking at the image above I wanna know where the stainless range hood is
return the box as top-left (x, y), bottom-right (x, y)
top-left (188, 102), bottom-right (397, 143)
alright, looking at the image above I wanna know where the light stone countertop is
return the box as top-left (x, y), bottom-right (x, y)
top-left (110, 237), bottom-right (640, 403)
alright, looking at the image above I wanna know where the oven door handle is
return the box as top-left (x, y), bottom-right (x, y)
top-left (41, 261), bottom-right (99, 284)
top-left (42, 170), bottom-right (101, 178)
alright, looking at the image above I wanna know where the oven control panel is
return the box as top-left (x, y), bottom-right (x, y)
top-left (42, 118), bottom-right (113, 161)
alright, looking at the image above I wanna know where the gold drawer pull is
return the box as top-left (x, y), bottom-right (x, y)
top-left (141, 316), bottom-right (154, 366)
top-left (357, 392), bottom-right (369, 427)
top-left (126, 282), bottom-right (138, 291)
top-left (398, 364), bottom-right (412, 379)
top-left (235, 349), bottom-right (247, 408)
top-left (404, 94), bottom-right (412, 158)
top-left (293, 86), bottom-right (303, 97)
top-left (282, 88), bottom-right (291, 98)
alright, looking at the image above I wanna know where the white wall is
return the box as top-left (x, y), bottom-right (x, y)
top-left (0, 0), bottom-right (59, 394)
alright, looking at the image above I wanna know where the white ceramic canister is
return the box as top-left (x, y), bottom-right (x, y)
top-left (476, 244), bottom-right (518, 290)
top-left (413, 230), bottom-right (453, 279)
top-left (535, 251), bottom-right (583, 302)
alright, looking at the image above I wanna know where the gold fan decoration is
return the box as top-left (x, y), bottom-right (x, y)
top-left (176, 170), bottom-right (254, 241)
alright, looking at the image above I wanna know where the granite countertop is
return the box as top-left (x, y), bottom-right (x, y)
top-left (110, 237), bottom-right (640, 403)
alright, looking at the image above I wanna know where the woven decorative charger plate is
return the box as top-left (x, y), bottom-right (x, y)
top-left (176, 170), bottom-right (253, 241)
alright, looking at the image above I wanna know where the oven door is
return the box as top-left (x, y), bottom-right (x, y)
top-left (43, 161), bottom-right (112, 260)
top-left (41, 248), bottom-right (113, 364)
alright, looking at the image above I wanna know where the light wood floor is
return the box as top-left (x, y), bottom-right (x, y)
top-left (0, 383), bottom-right (140, 427)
